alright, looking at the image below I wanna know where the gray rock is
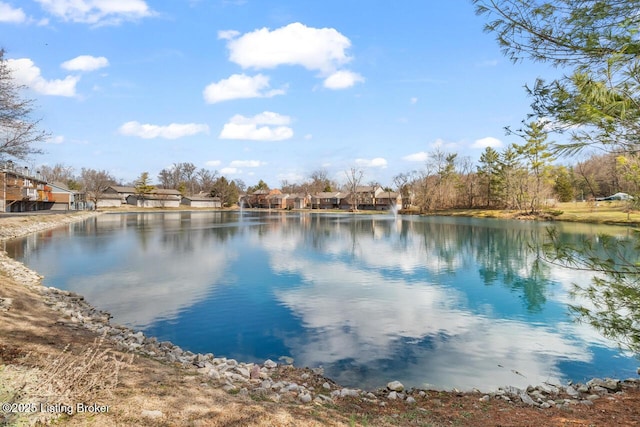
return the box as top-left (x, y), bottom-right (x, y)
top-left (299, 393), bottom-right (312, 403)
top-left (235, 367), bottom-right (250, 378)
top-left (479, 395), bottom-right (490, 402)
top-left (588, 378), bottom-right (620, 391)
top-left (250, 365), bottom-right (261, 379)
top-left (387, 391), bottom-right (398, 400)
top-left (263, 359), bottom-right (277, 369)
top-left (260, 380), bottom-right (272, 389)
top-left (339, 388), bottom-right (359, 398)
top-left (322, 382), bottom-right (331, 390)
top-left (565, 386), bottom-right (579, 398)
top-left (406, 396), bottom-right (417, 404)
top-left (538, 383), bottom-right (560, 395)
top-left (519, 392), bottom-right (538, 406)
top-left (540, 402), bottom-right (551, 409)
top-left (387, 380), bottom-right (404, 392)
top-left (591, 385), bottom-right (609, 394)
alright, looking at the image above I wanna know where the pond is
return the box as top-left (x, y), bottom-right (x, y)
top-left (5, 211), bottom-right (639, 391)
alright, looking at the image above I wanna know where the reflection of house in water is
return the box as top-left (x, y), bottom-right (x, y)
top-left (0, 161), bottom-right (86, 212)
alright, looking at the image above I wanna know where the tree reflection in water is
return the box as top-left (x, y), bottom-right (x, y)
top-left (542, 228), bottom-right (640, 355)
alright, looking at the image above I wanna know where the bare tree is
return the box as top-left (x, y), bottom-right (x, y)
top-left (393, 173), bottom-right (411, 209)
top-left (80, 168), bottom-right (117, 208)
top-left (344, 167), bottom-right (364, 211)
top-left (308, 168), bottom-right (336, 193)
top-left (0, 49), bottom-right (48, 160)
top-left (39, 163), bottom-right (78, 188)
top-left (181, 162), bottom-right (197, 194)
top-left (196, 168), bottom-right (217, 194)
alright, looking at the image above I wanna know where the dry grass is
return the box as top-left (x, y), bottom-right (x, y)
top-left (28, 336), bottom-right (133, 405)
top-left (0, 338), bottom-right (133, 426)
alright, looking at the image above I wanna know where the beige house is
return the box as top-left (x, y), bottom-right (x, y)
top-left (126, 188), bottom-right (182, 208)
top-left (97, 186), bottom-right (136, 208)
top-left (181, 195), bottom-right (222, 208)
top-left (375, 191), bottom-right (402, 211)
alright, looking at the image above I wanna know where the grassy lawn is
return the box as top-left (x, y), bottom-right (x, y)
top-left (423, 201), bottom-right (640, 226)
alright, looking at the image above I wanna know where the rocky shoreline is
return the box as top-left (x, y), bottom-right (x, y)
top-left (1, 211), bottom-right (639, 417)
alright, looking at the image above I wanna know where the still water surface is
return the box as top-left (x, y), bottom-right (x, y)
top-left (6, 211), bottom-right (639, 391)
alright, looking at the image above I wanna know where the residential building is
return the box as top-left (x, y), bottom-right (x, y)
top-left (48, 182), bottom-right (87, 211)
top-left (311, 192), bottom-right (344, 209)
top-left (126, 188), bottom-right (182, 208)
top-left (181, 195), bottom-right (222, 208)
top-left (1, 162), bottom-right (51, 212)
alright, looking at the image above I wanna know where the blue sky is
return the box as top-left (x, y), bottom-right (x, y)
top-left (2, 0), bottom-right (560, 188)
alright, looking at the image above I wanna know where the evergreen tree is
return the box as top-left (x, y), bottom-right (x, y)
top-left (552, 166), bottom-right (575, 202)
top-left (135, 172), bottom-right (155, 195)
top-left (477, 146), bottom-right (501, 207)
top-left (516, 122), bottom-right (555, 213)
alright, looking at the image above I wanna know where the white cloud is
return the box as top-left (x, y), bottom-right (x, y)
top-left (471, 137), bottom-right (503, 149)
top-left (355, 157), bottom-right (388, 168)
top-left (61, 55), bottom-right (109, 72)
top-left (0, 2), bottom-right (26, 23)
top-left (224, 22), bottom-right (352, 74)
top-left (46, 135), bottom-right (64, 144)
top-left (277, 171), bottom-right (304, 183)
top-left (219, 112), bottom-right (293, 141)
top-left (7, 58), bottom-right (78, 97)
top-left (432, 138), bottom-right (459, 151)
top-left (323, 70), bottom-right (364, 90)
top-left (410, 97), bottom-right (418, 104)
top-left (35, 0), bottom-right (153, 25)
top-left (203, 73), bottom-right (285, 103)
top-left (229, 160), bottom-right (264, 168)
top-left (205, 160), bottom-right (221, 167)
top-left (118, 121), bottom-right (210, 139)
top-left (220, 167), bottom-right (240, 175)
top-left (402, 151), bottom-right (428, 162)
top-left (218, 29), bottom-right (240, 40)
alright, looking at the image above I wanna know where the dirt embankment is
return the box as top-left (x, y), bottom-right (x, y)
top-left (1, 212), bottom-right (640, 426)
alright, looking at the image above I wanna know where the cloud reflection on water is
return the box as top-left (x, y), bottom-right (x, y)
top-left (8, 212), bottom-right (637, 390)
top-left (255, 216), bottom-right (600, 390)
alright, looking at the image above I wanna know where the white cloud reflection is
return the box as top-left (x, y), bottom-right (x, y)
top-left (65, 214), bottom-right (237, 328)
top-left (251, 218), bottom-right (598, 390)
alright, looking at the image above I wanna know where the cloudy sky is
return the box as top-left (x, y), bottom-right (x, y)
top-left (2, 0), bottom-right (559, 188)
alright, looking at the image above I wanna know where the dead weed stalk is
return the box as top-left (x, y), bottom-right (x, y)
top-left (30, 334), bottom-right (134, 405)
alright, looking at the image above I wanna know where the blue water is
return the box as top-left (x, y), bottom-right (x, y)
top-left (6, 211), bottom-right (639, 391)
